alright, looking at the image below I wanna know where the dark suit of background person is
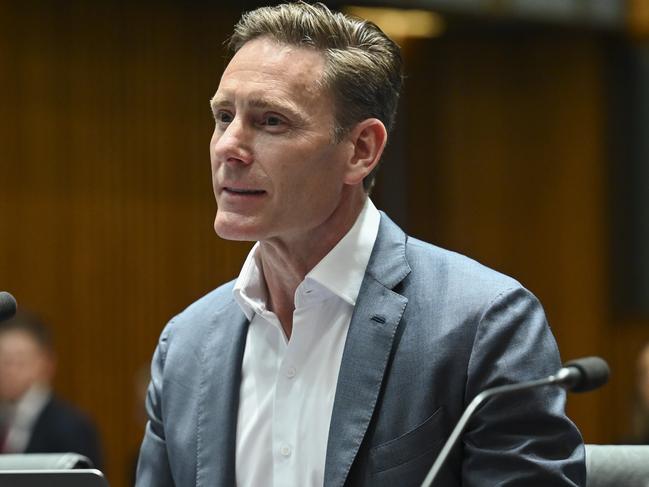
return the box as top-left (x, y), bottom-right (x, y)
top-left (23, 395), bottom-right (102, 468)
top-left (0, 312), bottom-right (103, 468)
top-left (137, 214), bottom-right (585, 486)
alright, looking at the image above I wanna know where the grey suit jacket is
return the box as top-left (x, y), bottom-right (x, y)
top-left (136, 213), bottom-right (585, 486)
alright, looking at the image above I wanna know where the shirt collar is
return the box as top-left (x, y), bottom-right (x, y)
top-left (233, 242), bottom-right (266, 321)
top-left (304, 198), bottom-right (380, 306)
top-left (12, 384), bottom-right (51, 427)
top-left (233, 198), bottom-right (381, 318)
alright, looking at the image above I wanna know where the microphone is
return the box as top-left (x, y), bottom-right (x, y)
top-left (560, 357), bottom-right (610, 393)
top-left (0, 292), bottom-right (17, 321)
top-left (420, 356), bottom-right (610, 487)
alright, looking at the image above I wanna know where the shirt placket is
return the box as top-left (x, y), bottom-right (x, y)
top-left (271, 295), bottom-right (318, 487)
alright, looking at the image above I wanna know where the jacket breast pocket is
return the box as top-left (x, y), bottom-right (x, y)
top-left (369, 406), bottom-right (447, 486)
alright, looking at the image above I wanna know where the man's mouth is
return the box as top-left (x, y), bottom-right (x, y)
top-left (223, 187), bottom-right (266, 195)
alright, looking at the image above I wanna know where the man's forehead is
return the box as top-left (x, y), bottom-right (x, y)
top-left (212, 43), bottom-right (331, 113)
top-left (0, 329), bottom-right (42, 352)
top-left (222, 37), bottom-right (326, 86)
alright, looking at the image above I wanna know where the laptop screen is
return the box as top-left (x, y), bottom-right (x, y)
top-left (0, 469), bottom-right (109, 487)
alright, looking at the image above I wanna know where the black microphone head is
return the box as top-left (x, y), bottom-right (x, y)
top-left (0, 292), bottom-right (17, 321)
top-left (563, 356), bottom-right (609, 393)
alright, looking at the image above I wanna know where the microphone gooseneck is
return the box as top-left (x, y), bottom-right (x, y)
top-left (420, 356), bottom-right (610, 487)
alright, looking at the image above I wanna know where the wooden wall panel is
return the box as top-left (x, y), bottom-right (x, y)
top-left (401, 32), bottom-right (611, 441)
top-left (0, 3), bottom-right (247, 485)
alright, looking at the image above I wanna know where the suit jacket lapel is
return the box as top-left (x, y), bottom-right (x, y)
top-left (324, 214), bottom-right (411, 487)
top-left (196, 299), bottom-right (249, 487)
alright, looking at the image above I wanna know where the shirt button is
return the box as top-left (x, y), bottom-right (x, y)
top-left (280, 444), bottom-right (292, 457)
top-left (286, 366), bottom-right (297, 379)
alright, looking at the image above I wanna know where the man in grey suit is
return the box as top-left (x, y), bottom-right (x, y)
top-left (136, 2), bottom-right (585, 486)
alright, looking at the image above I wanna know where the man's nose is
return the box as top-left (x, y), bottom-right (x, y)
top-left (212, 118), bottom-right (253, 166)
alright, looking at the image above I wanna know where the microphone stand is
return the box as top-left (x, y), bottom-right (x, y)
top-left (420, 369), bottom-right (573, 487)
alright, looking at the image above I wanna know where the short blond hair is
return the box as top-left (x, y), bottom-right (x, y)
top-left (228, 1), bottom-right (403, 191)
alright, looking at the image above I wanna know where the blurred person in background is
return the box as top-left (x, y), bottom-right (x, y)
top-left (0, 310), bottom-right (102, 468)
top-left (632, 342), bottom-right (649, 443)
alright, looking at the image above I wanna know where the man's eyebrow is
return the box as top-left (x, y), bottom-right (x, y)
top-left (248, 97), bottom-right (296, 111)
top-left (209, 94), bottom-right (305, 121)
top-left (249, 97), bottom-right (306, 123)
top-left (210, 96), bottom-right (232, 111)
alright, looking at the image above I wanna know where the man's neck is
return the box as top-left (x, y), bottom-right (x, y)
top-left (259, 192), bottom-right (367, 338)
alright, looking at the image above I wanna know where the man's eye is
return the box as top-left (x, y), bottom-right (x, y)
top-left (263, 115), bottom-right (284, 127)
top-left (216, 111), bottom-right (233, 123)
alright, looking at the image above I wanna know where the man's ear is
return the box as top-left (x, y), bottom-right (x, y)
top-left (343, 118), bottom-right (387, 186)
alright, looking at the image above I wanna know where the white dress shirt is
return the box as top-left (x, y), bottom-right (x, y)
top-left (233, 199), bottom-right (381, 487)
top-left (2, 384), bottom-right (50, 453)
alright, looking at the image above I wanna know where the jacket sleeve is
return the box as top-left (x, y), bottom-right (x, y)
top-left (461, 286), bottom-right (586, 486)
top-left (136, 328), bottom-right (175, 487)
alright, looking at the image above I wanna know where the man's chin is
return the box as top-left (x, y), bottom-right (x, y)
top-left (213, 219), bottom-right (260, 242)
